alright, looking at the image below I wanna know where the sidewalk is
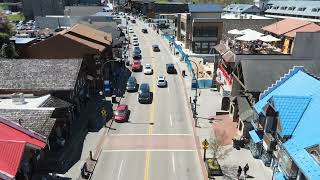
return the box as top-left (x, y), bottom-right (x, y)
top-left (160, 34), bottom-right (272, 180)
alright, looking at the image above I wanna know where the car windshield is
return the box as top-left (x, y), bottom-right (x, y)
top-left (145, 66), bottom-right (151, 69)
top-left (115, 110), bottom-right (126, 115)
top-left (158, 80), bottom-right (165, 82)
top-left (140, 92), bottom-right (149, 98)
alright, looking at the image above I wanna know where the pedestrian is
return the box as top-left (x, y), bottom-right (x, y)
top-left (237, 166), bottom-right (242, 180)
top-left (243, 163), bottom-right (249, 177)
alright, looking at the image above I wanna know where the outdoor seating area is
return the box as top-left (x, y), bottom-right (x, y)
top-left (225, 28), bottom-right (282, 54)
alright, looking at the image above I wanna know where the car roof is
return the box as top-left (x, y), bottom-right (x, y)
top-left (145, 64), bottom-right (151, 67)
top-left (117, 104), bottom-right (127, 110)
top-left (140, 83), bottom-right (149, 89)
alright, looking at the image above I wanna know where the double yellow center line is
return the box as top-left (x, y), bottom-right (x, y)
top-left (143, 28), bottom-right (157, 180)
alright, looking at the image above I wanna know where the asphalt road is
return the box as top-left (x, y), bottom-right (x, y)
top-left (91, 17), bottom-right (204, 180)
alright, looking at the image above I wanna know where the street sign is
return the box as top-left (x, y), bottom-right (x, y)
top-left (101, 108), bottom-right (107, 117)
top-left (202, 139), bottom-right (209, 149)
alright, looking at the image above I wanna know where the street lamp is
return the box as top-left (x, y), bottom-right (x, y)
top-left (190, 59), bottom-right (199, 127)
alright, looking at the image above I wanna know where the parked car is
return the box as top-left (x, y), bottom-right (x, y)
top-left (152, 44), bottom-right (160, 52)
top-left (129, 28), bottom-right (134, 33)
top-left (133, 46), bottom-right (141, 54)
top-left (166, 63), bottom-right (176, 74)
top-left (126, 76), bottom-right (138, 92)
top-left (114, 105), bottom-right (129, 122)
top-left (157, 76), bottom-right (167, 87)
top-left (133, 52), bottom-right (142, 60)
top-left (132, 37), bottom-right (138, 41)
top-left (143, 64), bottom-right (153, 75)
top-left (138, 83), bottom-right (151, 103)
top-left (132, 60), bottom-right (142, 71)
top-left (131, 19), bottom-right (136, 23)
top-left (133, 41), bottom-right (139, 46)
top-left (142, 28), bottom-right (148, 33)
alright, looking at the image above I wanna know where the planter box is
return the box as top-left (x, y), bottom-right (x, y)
top-left (205, 158), bottom-right (223, 178)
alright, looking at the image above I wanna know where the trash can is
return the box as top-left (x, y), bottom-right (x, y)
top-left (111, 95), bottom-right (117, 104)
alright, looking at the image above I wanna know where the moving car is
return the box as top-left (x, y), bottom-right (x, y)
top-left (138, 83), bottom-right (151, 103)
top-left (126, 76), bottom-right (138, 91)
top-left (132, 60), bottom-right (142, 71)
top-left (133, 41), bottom-right (139, 46)
top-left (141, 28), bottom-right (148, 33)
top-left (157, 76), bottom-right (167, 87)
top-left (131, 19), bottom-right (136, 23)
top-left (132, 37), bottom-right (138, 41)
top-left (114, 105), bottom-right (129, 122)
top-left (143, 64), bottom-right (153, 75)
top-left (128, 28), bottom-right (134, 33)
top-left (166, 63), bottom-right (176, 74)
top-left (152, 44), bottom-right (160, 52)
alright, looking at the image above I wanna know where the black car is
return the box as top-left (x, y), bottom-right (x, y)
top-left (166, 63), bottom-right (176, 74)
top-left (138, 83), bottom-right (151, 103)
top-left (152, 44), bottom-right (160, 52)
top-left (131, 19), bottom-right (136, 23)
top-left (141, 28), bottom-right (148, 33)
top-left (126, 76), bottom-right (138, 92)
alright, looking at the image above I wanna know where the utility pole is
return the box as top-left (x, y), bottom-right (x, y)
top-left (190, 59), bottom-right (199, 127)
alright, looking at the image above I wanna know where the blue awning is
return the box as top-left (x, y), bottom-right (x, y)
top-left (249, 130), bottom-right (262, 143)
top-left (274, 171), bottom-right (286, 180)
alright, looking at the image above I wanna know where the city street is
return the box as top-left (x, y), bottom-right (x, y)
top-left (91, 18), bottom-right (204, 180)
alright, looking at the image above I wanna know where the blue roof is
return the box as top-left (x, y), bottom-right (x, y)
top-left (266, 1), bottom-right (320, 17)
top-left (271, 96), bottom-right (311, 137)
top-left (254, 66), bottom-right (320, 179)
top-left (274, 171), bottom-right (286, 180)
top-left (249, 130), bottom-right (262, 143)
top-left (188, 4), bottom-right (224, 13)
top-left (223, 4), bottom-right (260, 13)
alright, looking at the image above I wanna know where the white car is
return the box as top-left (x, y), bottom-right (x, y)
top-left (132, 34), bottom-right (137, 38)
top-left (144, 64), bottom-right (153, 75)
top-left (133, 41), bottom-right (139, 46)
top-left (157, 76), bottom-right (167, 87)
top-left (128, 28), bottom-right (134, 33)
top-left (132, 36), bottom-right (138, 41)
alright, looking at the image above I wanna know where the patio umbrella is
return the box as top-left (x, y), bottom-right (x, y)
top-left (235, 34), bottom-right (261, 41)
top-left (227, 29), bottom-right (245, 35)
top-left (258, 35), bottom-right (281, 42)
top-left (240, 29), bottom-right (264, 37)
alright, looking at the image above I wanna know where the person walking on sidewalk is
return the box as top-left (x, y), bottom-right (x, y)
top-left (237, 166), bottom-right (242, 180)
top-left (243, 163), bottom-right (249, 178)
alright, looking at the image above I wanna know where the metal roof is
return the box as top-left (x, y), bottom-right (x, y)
top-left (223, 4), bottom-right (260, 13)
top-left (254, 67), bottom-right (320, 179)
top-left (188, 4), bottom-right (224, 13)
top-left (266, 1), bottom-right (320, 17)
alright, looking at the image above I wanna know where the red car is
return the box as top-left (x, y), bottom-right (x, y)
top-left (114, 104), bottom-right (129, 122)
top-left (132, 60), bottom-right (142, 72)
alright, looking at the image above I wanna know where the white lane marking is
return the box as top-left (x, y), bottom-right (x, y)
top-left (109, 134), bottom-right (192, 136)
top-left (170, 114), bottom-right (173, 127)
top-left (118, 160), bottom-right (124, 180)
top-left (103, 149), bottom-right (196, 152)
top-left (172, 152), bottom-right (176, 173)
top-left (167, 86), bottom-right (170, 93)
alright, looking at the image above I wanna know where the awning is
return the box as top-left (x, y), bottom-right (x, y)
top-left (249, 130), bottom-right (262, 143)
top-left (274, 171), bottom-right (286, 180)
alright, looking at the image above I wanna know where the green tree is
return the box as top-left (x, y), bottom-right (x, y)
top-left (1, 42), bottom-right (18, 58)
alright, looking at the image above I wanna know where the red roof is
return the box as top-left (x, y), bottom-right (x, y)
top-left (117, 105), bottom-right (128, 111)
top-left (0, 140), bottom-right (25, 178)
top-left (284, 23), bottom-right (320, 38)
top-left (0, 122), bottom-right (46, 148)
top-left (262, 18), bottom-right (313, 36)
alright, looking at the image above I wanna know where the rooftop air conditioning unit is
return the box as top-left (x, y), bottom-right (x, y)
top-left (11, 93), bottom-right (25, 105)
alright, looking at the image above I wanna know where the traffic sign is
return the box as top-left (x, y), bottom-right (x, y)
top-left (202, 139), bottom-right (209, 149)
